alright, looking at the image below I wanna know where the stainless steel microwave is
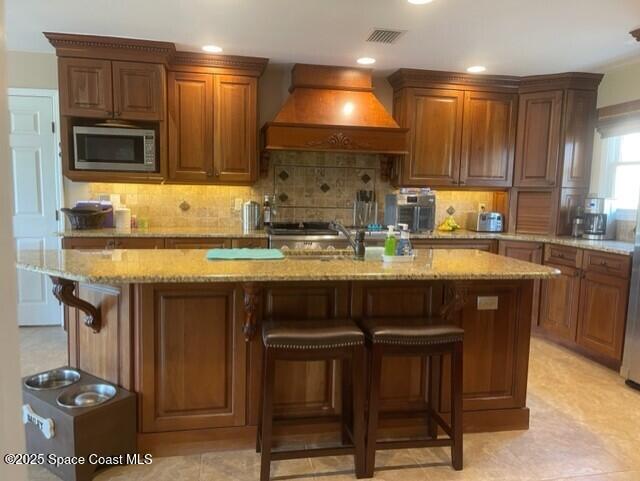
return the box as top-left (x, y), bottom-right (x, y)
top-left (73, 126), bottom-right (157, 172)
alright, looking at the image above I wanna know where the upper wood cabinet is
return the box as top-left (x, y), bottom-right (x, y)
top-left (460, 91), bottom-right (517, 187)
top-left (389, 70), bottom-right (518, 188)
top-left (112, 61), bottom-right (165, 121)
top-left (213, 75), bottom-right (258, 183)
top-left (59, 58), bottom-right (164, 121)
top-left (168, 72), bottom-right (214, 182)
top-left (514, 90), bottom-right (563, 187)
top-left (59, 58), bottom-right (114, 118)
top-left (396, 88), bottom-right (463, 187)
top-left (561, 89), bottom-right (597, 189)
top-left (167, 72), bottom-right (259, 184)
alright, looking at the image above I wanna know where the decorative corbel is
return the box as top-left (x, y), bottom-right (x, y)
top-left (440, 282), bottom-right (468, 322)
top-left (51, 277), bottom-right (101, 333)
top-left (243, 283), bottom-right (262, 341)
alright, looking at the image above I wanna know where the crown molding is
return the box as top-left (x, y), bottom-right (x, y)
top-left (169, 51), bottom-right (268, 76)
top-left (388, 68), bottom-right (521, 92)
top-left (519, 72), bottom-right (603, 92)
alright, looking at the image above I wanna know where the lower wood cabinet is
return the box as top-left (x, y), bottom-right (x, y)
top-left (164, 238), bottom-right (231, 249)
top-left (498, 241), bottom-right (543, 328)
top-left (137, 284), bottom-right (246, 432)
top-left (412, 239), bottom-right (498, 253)
top-left (62, 236), bottom-right (264, 250)
top-left (538, 245), bottom-right (630, 369)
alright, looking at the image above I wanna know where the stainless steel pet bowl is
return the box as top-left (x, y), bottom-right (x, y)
top-left (24, 368), bottom-right (81, 391)
top-left (57, 383), bottom-right (117, 409)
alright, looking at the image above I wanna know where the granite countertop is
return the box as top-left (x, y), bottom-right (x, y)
top-left (58, 227), bottom-right (268, 239)
top-left (16, 249), bottom-right (559, 284)
top-left (58, 228), bottom-right (634, 256)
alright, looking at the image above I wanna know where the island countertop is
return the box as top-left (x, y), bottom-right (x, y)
top-left (16, 248), bottom-right (559, 284)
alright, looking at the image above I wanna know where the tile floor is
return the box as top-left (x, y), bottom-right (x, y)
top-left (20, 326), bottom-right (640, 481)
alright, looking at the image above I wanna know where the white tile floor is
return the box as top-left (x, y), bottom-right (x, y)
top-left (20, 326), bottom-right (640, 481)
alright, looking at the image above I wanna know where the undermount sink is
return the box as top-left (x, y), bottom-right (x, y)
top-left (283, 249), bottom-right (353, 260)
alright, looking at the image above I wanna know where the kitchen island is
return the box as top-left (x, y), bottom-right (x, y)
top-left (17, 249), bottom-right (558, 456)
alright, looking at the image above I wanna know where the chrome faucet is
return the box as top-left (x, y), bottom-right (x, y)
top-left (329, 221), bottom-right (366, 260)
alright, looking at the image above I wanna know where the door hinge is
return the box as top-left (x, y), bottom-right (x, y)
top-left (51, 121), bottom-right (56, 134)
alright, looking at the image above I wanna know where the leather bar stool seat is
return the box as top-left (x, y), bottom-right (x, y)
top-left (360, 317), bottom-right (464, 477)
top-left (258, 319), bottom-right (367, 481)
top-left (262, 319), bottom-right (365, 349)
top-left (360, 318), bottom-right (464, 345)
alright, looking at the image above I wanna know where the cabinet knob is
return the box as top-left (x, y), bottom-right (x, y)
top-left (214, 169), bottom-right (220, 177)
top-left (206, 170), bottom-right (214, 177)
top-left (459, 180), bottom-right (466, 185)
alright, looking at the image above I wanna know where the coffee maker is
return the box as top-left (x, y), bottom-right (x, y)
top-left (582, 197), bottom-right (615, 240)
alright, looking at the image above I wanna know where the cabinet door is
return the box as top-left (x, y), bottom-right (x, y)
top-left (112, 62), bottom-right (165, 121)
top-left (139, 284), bottom-right (246, 432)
top-left (562, 90), bottom-right (597, 189)
top-left (539, 262), bottom-right (581, 341)
top-left (514, 90), bottom-right (563, 187)
top-left (460, 91), bottom-right (517, 187)
top-left (165, 238), bottom-right (231, 249)
top-left (498, 241), bottom-right (543, 328)
top-left (213, 75), bottom-right (258, 183)
top-left (400, 88), bottom-right (464, 187)
top-left (576, 270), bottom-right (629, 367)
top-left (167, 72), bottom-right (214, 182)
top-left (58, 58), bottom-right (113, 118)
top-left (557, 188), bottom-right (587, 236)
top-left (62, 237), bottom-right (116, 249)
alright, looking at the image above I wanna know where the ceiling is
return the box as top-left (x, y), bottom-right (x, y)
top-left (5, 0), bottom-right (640, 75)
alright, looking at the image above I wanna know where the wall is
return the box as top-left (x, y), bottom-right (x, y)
top-left (6, 50), bottom-right (58, 89)
top-left (0, 5), bottom-right (28, 480)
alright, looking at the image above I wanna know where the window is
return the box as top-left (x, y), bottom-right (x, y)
top-left (606, 132), bottom-right (640, 211)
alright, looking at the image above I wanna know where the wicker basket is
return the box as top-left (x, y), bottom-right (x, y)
top-left (61, 207), bottom-right (112, 230)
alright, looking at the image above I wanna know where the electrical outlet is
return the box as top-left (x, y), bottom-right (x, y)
top-left (234, 198), bottom-right (243, 211)
top-left (478, 203), bottom-right (486, 212)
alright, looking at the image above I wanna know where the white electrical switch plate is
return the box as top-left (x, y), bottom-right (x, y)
top-left (477, 296), bottom-right (499, 310)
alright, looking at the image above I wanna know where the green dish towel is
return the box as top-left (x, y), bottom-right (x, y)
top-left (206, 248), bottom-right (284, 260)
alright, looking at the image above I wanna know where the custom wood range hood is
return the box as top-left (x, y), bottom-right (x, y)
top-left (262, 64), bottom-right (408, 155)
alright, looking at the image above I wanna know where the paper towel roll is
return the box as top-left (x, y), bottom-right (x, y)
top-left (114, 207), bottom-right (131, 232)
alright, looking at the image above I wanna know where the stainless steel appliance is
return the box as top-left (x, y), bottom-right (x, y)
top-left (73, 125), bottom-right (157, 172)
top-left (583, 197), bottom-right (616, 240)
top-left (622, 195), bottom-right (640, 391)
top-left (466, 211), bottom-right (503, 232)
top-left (242, 201), bottom-right (261, 233)
top-left (353, 190), bottom-right (377, 228)
top-left (384, 189), bottom-right (436, 232)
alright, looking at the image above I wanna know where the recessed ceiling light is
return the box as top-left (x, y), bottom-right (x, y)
top-left (467, 65), bottom-right (487, 73)
top-left (408, 0), bottom-right (434, 4)
top-left (357, 57), bottom-right (376, 65)
top-left (202, 45), bottom-right (223, 54)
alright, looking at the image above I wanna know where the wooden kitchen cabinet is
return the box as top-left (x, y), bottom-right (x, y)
top-left (514, 90), bottom-right (563, 187)
top-left (213, 75), bottom-right (258, 183)
top-left (59, 58), bottom-right (165, 121)
top-left (62, 237), bottom-right (165, 249)
top-left (459, 91), bottom-right (517, 187)
top-left (539, 262), bottom-right (581, 342)
top-left (114, 238), bottom-right (165, 249)
top-left (561, 89), bottom-right (597, 189)
top-left (412, 239), bottom-right (498, 253)
top-left (576, 270), bottom-right (629, 365)
top-left (58, 58), bottom-right (113, 118)
top-left (112, 61), bottom-right (165, 121)
top-left (232, 238), bottom-right (268, 248)
top-left (138, 284), bottom-right (246, 432)
top-left (394, 88), bottom-right (464, 187)
top-left (165, 238), bottom-right (231, 249)
top-left (167, 72), bottom-right (215, 182)
top-left (168, 72), bottom-right (259, 184)
top-left (498, 240), bottom-right (544, 328)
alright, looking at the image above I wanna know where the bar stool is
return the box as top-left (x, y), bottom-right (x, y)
top-left (257, 319), bottom-right (367, 481)
top-left (360, 318), bottom-right (464, 477)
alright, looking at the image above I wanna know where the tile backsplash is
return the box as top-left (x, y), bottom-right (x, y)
top-left (67, 151), bottom-right (498, 229)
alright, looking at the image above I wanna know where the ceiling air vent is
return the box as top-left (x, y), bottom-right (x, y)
top-left (367, 29), bottom-right (405, 44)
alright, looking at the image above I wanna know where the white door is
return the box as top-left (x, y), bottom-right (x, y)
top-left (9, 92), bottom-right (63, 326)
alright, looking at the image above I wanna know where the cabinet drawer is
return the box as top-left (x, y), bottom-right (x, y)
top-left (412, 239), bottom-right (497, 253)
top-left (165, 238), bottom-right (231, 249)
top-left (582, 250), bottom-right (631, 279)
top-left (231, 238), bottom-right (268, 248)
top-left (544, 244), bottom-right (582, 268)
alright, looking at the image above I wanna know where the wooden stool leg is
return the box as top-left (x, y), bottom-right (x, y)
top-left (352, 345), bottom-right (366, 479)
top-left (451, 342), bottom-right (463, 471)
top-left (256, 349), bottom-right (265, 453)
top-left (260, 349), bottom-right (276, 481)
top-left (364, 344), bottom-right (383, 478)
top-left (341, 357), bottom-right (353, 445)
top-left (428, 354), bottom-right (442, 439)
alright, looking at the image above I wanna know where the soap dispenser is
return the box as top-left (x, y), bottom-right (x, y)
top-left (384, 225), bottom-right (397, 256)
